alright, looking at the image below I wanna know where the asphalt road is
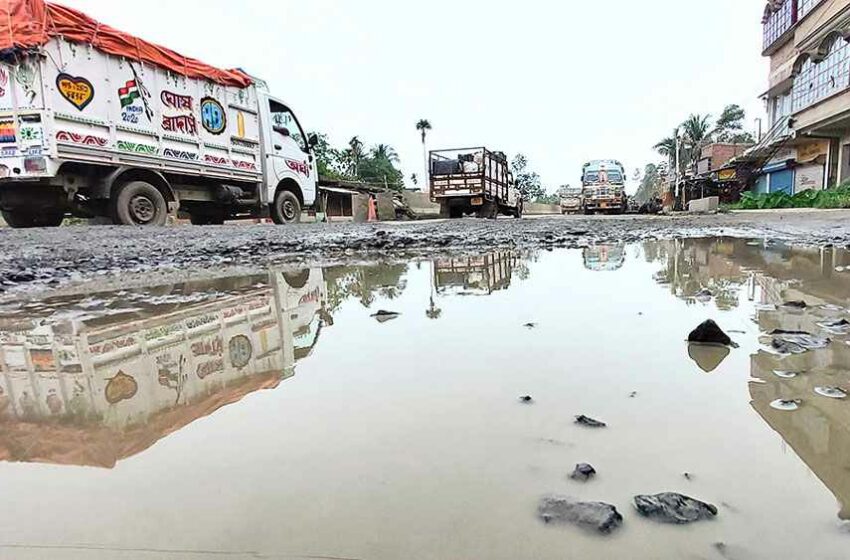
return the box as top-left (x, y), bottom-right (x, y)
top-left (3, 210), bottom-right (850, 300)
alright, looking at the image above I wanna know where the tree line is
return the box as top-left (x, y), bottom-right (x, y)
top-left (312, 133), bottom-right (406, 190)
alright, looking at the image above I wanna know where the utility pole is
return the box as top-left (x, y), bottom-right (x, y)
top-left (674, 128), bottom-right (681, 206)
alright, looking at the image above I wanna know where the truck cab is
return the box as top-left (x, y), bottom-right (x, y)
top-left (259, 94), bottom-right (318, 225)
top-left (581, 160), bottom-right (627, 214)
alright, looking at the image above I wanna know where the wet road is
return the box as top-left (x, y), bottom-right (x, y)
top-left (1, 239), bottom-right (850, 559)
top-left (4, 210), bottom-right (850, 300)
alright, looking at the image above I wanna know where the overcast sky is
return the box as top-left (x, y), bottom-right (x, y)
top-left (65, 0), bottom-right (767, 193)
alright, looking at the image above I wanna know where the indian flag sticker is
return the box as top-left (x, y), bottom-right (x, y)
top-left (118, 80), bottom-right (140, 108)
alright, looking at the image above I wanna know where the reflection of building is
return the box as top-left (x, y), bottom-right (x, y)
top-left (0, 268), bottom-right (328, 468)
top-left (583, 245), bottom-right (626, 272)
top-left (646, 237), bottom-right (850, 519)
top-left (750, 332), bottom-right (850, 521)
top-left (434, 252), bottom-right (520, 295)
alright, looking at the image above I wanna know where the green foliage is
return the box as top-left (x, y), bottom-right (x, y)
top-left (635, 163), bottom-right (661, 203)
top-left (310, 131), bottom-right (405, 190)
top-left (416, 119), bottom-right (432, 143)
top-left (732, 186), bottom-right (850, 210)
top-left (511, 154), bottom-right (546, 202)
top-left (654, 103), bottom-right (755, 175)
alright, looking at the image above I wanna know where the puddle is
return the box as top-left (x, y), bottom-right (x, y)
top-left (1, 238), bottom-right (850, 558)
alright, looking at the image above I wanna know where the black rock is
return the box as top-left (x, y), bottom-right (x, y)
top-left (575, 415), bottom-right (607, 428)
top-left (371, 310), bottom-right (400, 323)
top-left (633, 492), bottom-right (718, 524)
top-left (687, 320), bottom-right (732, 346)
top-left (538, 496), bottom-right (623, 534)
top-left (570, 463), bottom-right (597, 481)
top-left (783, 300), bottom-right (808, 309)
top-left (519, 395), bottom-right (534, 404)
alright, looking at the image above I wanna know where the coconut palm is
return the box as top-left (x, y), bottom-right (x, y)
top-left (346, 136), bottom-right (365, 177)
top-left (372, 143), bottom-right (399, 163)
top-left (416, 119), bottom-right (432, 190)
top-left (681, 114), bottom-right (712, 172)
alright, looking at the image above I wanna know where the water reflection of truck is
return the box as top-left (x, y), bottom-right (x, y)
top-left (0, 268), bottom-right (328, 468)
top-left (434, 252), bottom-right (519, 295)
top-left (429, 148), bottom-right (523, 219)
top-left (581, 160), bottom-right (627, 214)
top-left (583, 245), bottom-right (626, 271)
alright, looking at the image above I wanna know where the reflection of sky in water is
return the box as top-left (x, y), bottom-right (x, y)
top-left (0, 240), bottom-right (849, 559)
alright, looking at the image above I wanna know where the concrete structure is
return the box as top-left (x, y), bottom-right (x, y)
top-left (755, 0), bottom-right (850, 193)
top-left (523, 203), bottom-right (561, 215)
top-left (401, 191), bottom-right (440, 218)
top-left (688, 196), bottom-right (720, 214)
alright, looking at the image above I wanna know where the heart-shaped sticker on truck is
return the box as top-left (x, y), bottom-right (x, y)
top-left (56, 73), bottom-right (94, 111)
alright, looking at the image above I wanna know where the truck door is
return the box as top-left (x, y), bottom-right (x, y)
top-left (263, 97), bottom-right (317, 205)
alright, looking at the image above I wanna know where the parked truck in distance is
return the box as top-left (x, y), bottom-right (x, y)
top-left (0, 4), bottom-right (317, 227)
top-left (559, 186), bottom-right (583, 214)
top-left (581, 160), bottom-right (627, 214)
top-left (430, 148), bottom-right (522, 219)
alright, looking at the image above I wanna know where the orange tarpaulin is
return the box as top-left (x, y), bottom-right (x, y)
top-left (0, 0), bottom-right (252, 87)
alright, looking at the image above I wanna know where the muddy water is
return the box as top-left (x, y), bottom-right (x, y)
top-left (0, 239), bottom-right (849, 559)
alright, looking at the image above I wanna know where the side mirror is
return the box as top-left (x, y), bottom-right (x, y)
top-left (308, 133), bottom-right (319, 147)
top-left (273, 126), bottom-right (291, 137)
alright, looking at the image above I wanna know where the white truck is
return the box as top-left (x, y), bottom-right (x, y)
top-left (0, 33), bottom-right (317, 226)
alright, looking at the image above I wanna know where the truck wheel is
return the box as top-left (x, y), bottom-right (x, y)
top-left (271, 190), bottom-right (301, 224)
top-left (514, 202), bottom-right (524, 219)
top-left (1, 209), bottom-right (64, 228)
top-left (477, 200), bottom-right (497, 219)
top-left (449, 206), bottom-right (464, 219)
top-left (439, 202), bottom-right (451, 219)
top-left (113, 181), bottom-right (168, 226)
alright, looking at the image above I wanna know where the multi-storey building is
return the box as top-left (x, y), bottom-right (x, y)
top-left (754, 0), bottom-right (850, 194)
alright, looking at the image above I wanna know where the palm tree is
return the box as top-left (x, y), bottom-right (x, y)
top-left (681, 114), bottom-right (712, 173)
top-left (654, 136), bottom-right (677, 159)
top-left (416, 119), bottom-right (432, 191)
top-left (372, 143), bottom-right (399, 163)
top-left (347, 136), bottom-right (364, 177)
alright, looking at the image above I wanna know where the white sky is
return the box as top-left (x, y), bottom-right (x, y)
top-left (64, 0), bottom-right (768, 193)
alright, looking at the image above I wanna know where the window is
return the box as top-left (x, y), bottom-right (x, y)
top-left (799, 0), bottom-right (825, 20)
top-left (269, 100), bottom-right (307, 151)
top-left (584, 171), bottom-right (600, 184)
top-left (792, 36), bottom-right (850, 111)
top-left (607, 171), bottom-right (624, 183)
top-left (763, 0), bottom-right (793, 51)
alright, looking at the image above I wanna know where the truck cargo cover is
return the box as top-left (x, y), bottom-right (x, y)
top-left (0, 0), bottom-right (252, 87)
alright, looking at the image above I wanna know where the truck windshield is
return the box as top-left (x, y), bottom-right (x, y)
top-left (584, 172), bottom-right (600, 183)
top-left (607, 171), bottom-right (623, 183)
top-left (270, 100), bottom-right (307, 152)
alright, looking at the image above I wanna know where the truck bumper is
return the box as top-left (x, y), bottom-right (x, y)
top-left (0, 155), bottom-right (59, 182)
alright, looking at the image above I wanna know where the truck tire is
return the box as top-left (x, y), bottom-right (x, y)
top-left (514, 201), bottom-right (523, 219)
top-left (271, 190), bottom-right (301, 224)
top-left (1, 209), bottom-right (64, 228)
top-left (477, 200), bottom-right (497, 219)
top-left (439, 201), bottom-right (451, 219)
top-left (113, 181), bottom-right (169, 226)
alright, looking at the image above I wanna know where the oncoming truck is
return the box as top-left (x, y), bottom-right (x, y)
top-left (429, 148), bottom-right (523, 219)
top-left (0, 1), bottom-right (317, 227)
top-left (581, 160), bottom-right (627, 214)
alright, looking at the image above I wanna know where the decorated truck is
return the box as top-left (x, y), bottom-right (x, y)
top-left (0, 267), bottom-right (328, 467)
top-left (0, 1), bottom-right (317, 227)
top-left (581, 160), bottom-right (627, 214)
top-left (429, 148), bottom-right (523, 219)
